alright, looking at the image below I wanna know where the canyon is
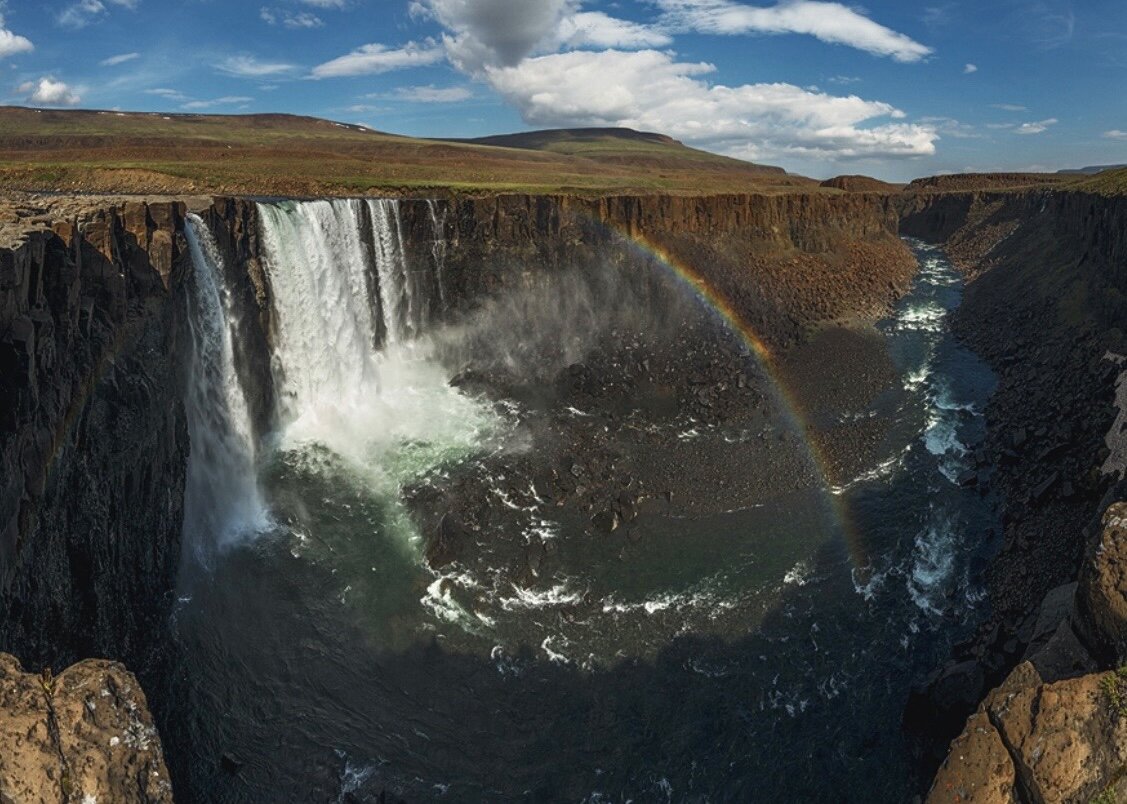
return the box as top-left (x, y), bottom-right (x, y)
top-left (0, 170), bottom-right (1125, 800)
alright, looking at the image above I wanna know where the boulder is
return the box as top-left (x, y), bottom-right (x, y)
top-left (930, 661), bottom-right (1127, 804)
top-left (0, 653), bottom-right (172, 803)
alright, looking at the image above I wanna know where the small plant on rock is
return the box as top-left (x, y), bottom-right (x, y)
top-left (1101, 666), bottom-right (1127, 718)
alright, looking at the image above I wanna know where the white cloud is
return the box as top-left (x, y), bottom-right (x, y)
top-left (557, 11), bottom-right (673, 49)
top-left (387, 85), bottom-right (474, 102)
top-left (1015, 118), bottom-right (1058, 135)
top-left (57, 0), bottom-right (136, 28)
top-left (0, 14), bottom-right (32, 57)
top-left (484, 49), bottom-right (936, 160)
top-left (1103, 130), bottom-right (1127, 141)
top-left (19, 77), bottom-right (81, 106)
top-left (181, 96), bottom-right (254, 110)
top-left (144, 87), bottom-right (190, 102)
top-left (1018, 2), bottom-right (1074, 50)
top-left (100, 51), bottom-right (139, 66)
top-left (311, 40), bottom-right (444, 78)
top-left (261, 7), bottom-right (323, 28)
top-left (828, 75), bottom-right (860, 84)
top-left (963, 63), bottom-right (977, 73)
top-left (651, 0), bottom-right (933, 62)
top-left (918, 116), bottom-right (979, 139)
top-left (411, 0), bottom-right (576, 73)
top-left (300, 0), bottom-right (345, 6)
top-left (218, 55), bottom-right (297, 77)
top-left (991, 103), bottom-right (1027, 112)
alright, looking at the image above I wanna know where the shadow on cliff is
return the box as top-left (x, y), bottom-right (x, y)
top-left (0, 210), bottom-right (190, 674)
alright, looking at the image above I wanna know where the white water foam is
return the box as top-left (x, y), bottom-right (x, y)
top-left (908, 513), bottom-right (958, 614)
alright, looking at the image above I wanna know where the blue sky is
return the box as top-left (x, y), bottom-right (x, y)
top-left (0, 0), bottom-right (1124, 181)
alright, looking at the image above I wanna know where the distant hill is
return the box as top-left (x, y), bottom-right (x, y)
top-left (905, 173), bottom-right (1070, 192)
top-left (462, 127), bottom-right (788, 176)
top-left (1058, 164), bottom-right (1127, 175)
top-left (819, 175), bottom-right (902, 193)
top-left (0, 107), bottom-right (813, 197)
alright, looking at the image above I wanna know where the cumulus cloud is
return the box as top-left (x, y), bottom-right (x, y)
top-left (411, 0), bottom-right (575, 72)
top-left (484, 49), bottom-right (936, 160)
top-left (651, 0), bottom-right (933, 62)
top-left (100, 51), bottom-right (139, 66)
top-left (19, 77), bottom-right (81, 106)
top-left (1015, 118), bottom-right (1058, 135)
top-left (963, 63), bottom-right (977, 73)
top-left (311, 40), bottom-right (445, 78)
top-left (218, 55), bottom-right (297, 77)
top-left (1103, 130), bottom-right (1127, 141)
top-left (0, 12), bottom-right (32, 57)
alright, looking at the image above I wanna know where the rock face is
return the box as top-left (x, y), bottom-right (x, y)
top-left (929, 661), bottom-right (1127, 804)
top-left (0, 201), bottom-right (190, 669)
top-left (929, 499), bottom-right (1127, 803)
top-left (0, 652), bottom-right (172, 803)
top-left (208, 192), bottom-right (914, 426)
top-left (1075, 502), bottom-right (1127, 666)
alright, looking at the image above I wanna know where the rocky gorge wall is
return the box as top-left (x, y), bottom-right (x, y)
top-left (0, 201), bottom-right (191, 672)
top-left (898, 188), bottom-right (1127, 801)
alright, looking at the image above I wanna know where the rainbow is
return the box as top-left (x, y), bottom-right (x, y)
top-left (593, 220), bottom-right (869, 577)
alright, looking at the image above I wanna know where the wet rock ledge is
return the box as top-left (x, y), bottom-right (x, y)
top-left (0, 652), bottom-right (172, 803)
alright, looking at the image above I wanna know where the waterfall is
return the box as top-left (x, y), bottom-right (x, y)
top-left (427, 199), bottom-right (448, 314)
top-left (256, 199), bottom-right (383, 426)
top-left (256, 198), bottom-right (494, 479)
top-left (183, 215), bottom-right (268, 557)
top-left (365, 199), bottom-right (413, 344)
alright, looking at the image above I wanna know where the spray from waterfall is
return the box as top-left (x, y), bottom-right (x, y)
top-left (183, 215), bottom-right (269, 559)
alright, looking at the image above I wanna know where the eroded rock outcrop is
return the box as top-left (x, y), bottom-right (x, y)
top-left (0, 652), bottom-right (172, 803)
top-left (929, 661), bottom-right (1127, 804)
top-left (930, 499), bottom-right (1127, 803)
top-left (1076, 504), bottom-right (1127, 667)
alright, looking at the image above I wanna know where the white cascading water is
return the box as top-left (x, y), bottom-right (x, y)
top-left (255, 198), bottom-right (499, 490)
top-left (256, 199), bottom-right (383, 425)
top-left (183, 215), bottom-right (269, 558)
top-left (365, 198), bottom-right (415, 343)
top-left (426, 199), bottom-right (448, 314)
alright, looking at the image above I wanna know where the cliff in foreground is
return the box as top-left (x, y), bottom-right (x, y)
top-left (0, 652), bottom-right (172, 803)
